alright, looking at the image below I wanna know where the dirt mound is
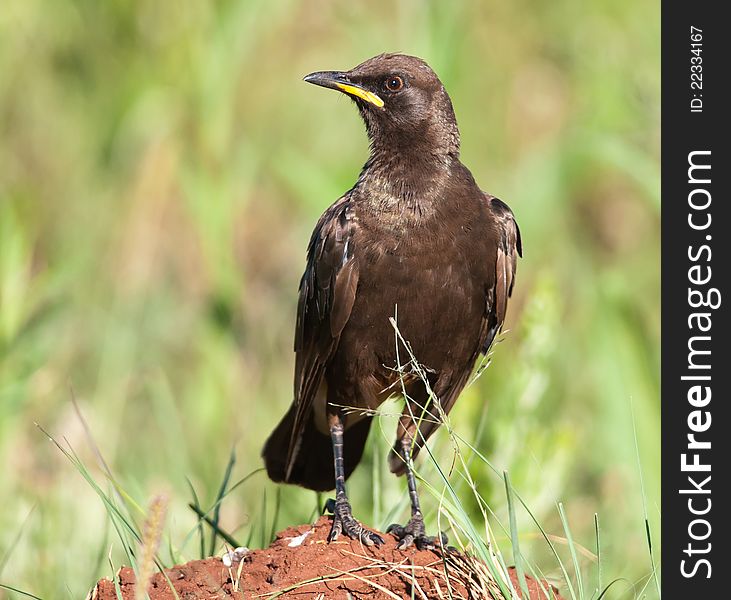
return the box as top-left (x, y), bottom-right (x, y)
top-left (89, 516), bottom-right (562, 599)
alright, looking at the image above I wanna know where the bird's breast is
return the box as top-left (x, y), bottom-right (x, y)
top-left (335, 212), bottom-right (489, 381)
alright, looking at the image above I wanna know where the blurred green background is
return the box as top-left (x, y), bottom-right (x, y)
top-left (0, 0), bottom-right (659, 597)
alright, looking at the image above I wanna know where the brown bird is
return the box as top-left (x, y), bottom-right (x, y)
top-left (262, 53), bottom-right (521, 549)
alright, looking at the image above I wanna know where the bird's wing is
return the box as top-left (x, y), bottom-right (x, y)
top-left (391, 194), bottom-right (522, 475)
top-left (481, 195), bottom-right (522, 355)
top-left (440, 195), bottom-right (522, 417)
top-left (286, 195), bottom-right (359, 477)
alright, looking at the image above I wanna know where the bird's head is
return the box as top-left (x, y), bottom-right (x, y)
top-left (304, 54), bottom-right (460, 162)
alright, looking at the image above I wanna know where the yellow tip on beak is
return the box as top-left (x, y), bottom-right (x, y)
top-left (335, 83), bottom-right (385, 108)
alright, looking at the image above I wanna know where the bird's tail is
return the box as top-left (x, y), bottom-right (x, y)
top-left (262, 404), bottom-right (373, 492)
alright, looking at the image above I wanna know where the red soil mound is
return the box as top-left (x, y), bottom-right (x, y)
top-left (89, 516), bottom-right (562, 599)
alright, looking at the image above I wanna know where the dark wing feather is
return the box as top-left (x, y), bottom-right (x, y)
top-left (390, 194), bottom-right (521, 475)
top-left (437, 196), bottom-right (520, 413)
top-left (481, 195), bottom-right (522, 354)
top-left (287, 196), bottom-right (359, 478)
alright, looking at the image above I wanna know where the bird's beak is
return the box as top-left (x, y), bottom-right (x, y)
top-left (303, 71), bottom-right (385, 108)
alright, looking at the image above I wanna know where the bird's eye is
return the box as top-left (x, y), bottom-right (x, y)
top-left (385, 76), bottom-right (404, 92)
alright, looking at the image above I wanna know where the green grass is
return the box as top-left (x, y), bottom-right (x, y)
top-left (1, 0), bottom-right (658, 597)
top-left (5, 338), bottom-right (658, 600)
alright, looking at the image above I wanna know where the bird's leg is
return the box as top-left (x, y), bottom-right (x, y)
top-left (387, 435), bottom-right (447, 550)
top-left (326, 411), bottom-right (384, 547)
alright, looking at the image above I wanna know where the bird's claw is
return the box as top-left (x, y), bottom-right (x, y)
top-left (387, 516), bottom-right (447, 550)
top-left (326, 497), bottom-right (384, 547)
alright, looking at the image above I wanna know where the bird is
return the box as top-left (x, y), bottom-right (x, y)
top-left (262, 53), bottom-right (521, 549)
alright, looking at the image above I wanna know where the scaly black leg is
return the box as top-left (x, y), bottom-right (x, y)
top-left (326, 412), bottom-right (384, 547)
top-left (387, 436), bottom-right (447, 550)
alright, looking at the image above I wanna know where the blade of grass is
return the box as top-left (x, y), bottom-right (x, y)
top-left (451, 432), bottom-right (580, 599)
top-left (0, 505), bottom-right (35, 579)
top-left (208, 446), bottom-right (236, 556)
top-left (596, 578), bottom-right (629, 599)
top-left (180, 467), bottom-right (264, 552)
top-left (187, 503), bottom-right (241, 548)
top-left (558, 502), bottom-right (583, 600)
top-left (389, 315), bottom-right (516, 599)
top-left (185, 477), bottom-right (206, 559)
top-left (260, 487), bottom-right (268, 548)
top-left (269, 486), bottom-right (282, 544)
top-left (91, 510), bottom-right (112, 589)
top-left (0, 583), bottom-right (44, 600)
top-left (630, 397), bottom-right (661, 598)
top-left (504, 472), bottom-right (530, 600)
top-left (372, 436), bottom-right (382, 528)
top-left (594, 513), bottom-right (601, 598)
top-left (108, 548), bottom-right (125, 600)
top-left (37, 423), bottom-right (143, 569)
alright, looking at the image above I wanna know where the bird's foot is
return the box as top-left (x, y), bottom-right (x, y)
top-left (387, 514), bottom-right (448, 550)
top-left (324, 497), bottom-right (385, 547)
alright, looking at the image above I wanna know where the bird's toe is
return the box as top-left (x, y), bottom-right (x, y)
top-left (327, 497), bottom-right (383, 547)
top-left (388, 516), bottom-right (447, 550)
top-left (327, 518), bottom-right (342, 542)
top-left (360, 529), bottom-right (385, 547)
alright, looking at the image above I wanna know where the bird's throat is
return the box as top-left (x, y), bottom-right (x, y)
top-left (356, 149), bottom-right (454, 216)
